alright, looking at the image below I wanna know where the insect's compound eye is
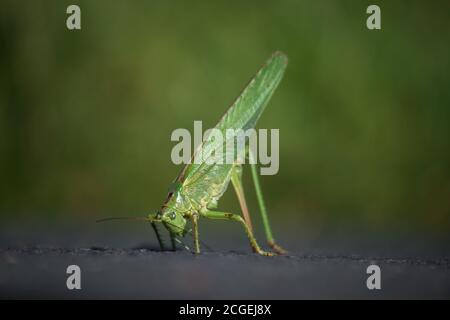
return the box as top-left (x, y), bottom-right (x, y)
top-left (169, 212), bottom-right (176, 220)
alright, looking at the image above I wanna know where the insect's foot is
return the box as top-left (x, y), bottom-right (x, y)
top-left (268, 241), bottom-right (288, 255)
top-left (256, 249), bottom-right (275, 256)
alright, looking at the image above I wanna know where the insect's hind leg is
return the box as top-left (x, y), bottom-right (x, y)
top-left (230, 165), bottom-right (254, 235)
top-left (201, 209), bottom-right (274, 256)
top-left (249, 154), bottom-right (288, 255)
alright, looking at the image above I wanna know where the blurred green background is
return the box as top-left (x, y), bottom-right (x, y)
top-left (1, 1), bottom-right (449, 233)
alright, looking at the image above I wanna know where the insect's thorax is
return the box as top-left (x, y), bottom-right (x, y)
top-left (163, 170), bottom-right (233, 216)
top-left (181, 164), bottom-right (235, 210)
top-left (162, 188), bottom-right (196, 216)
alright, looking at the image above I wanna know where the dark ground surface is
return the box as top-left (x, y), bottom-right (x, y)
top-left (1, 222), bottom-right (450, 299)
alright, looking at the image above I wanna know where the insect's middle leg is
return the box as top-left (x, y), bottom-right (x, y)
top-left (191, 214), bottom-right (200, 254)
top-left (201, 209), bottom-right (274, 256)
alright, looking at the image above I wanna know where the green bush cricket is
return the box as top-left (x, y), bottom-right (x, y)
top-left (100, 52), bottom-right (288, 256)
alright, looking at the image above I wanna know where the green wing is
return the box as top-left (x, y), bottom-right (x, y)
top-left (178, 52), bottom-right (288, 205)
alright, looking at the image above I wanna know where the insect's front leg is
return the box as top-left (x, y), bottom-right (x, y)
top-left (200, 209), bottom-right (274, 256)
top-left (169, 233), bottom-right (177, 251)
top-left (191, 213), bottom-right (200, 254)
top-left (151, 221), bottom-right (166, 251)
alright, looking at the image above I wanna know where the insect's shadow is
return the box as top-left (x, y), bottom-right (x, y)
top-left (131, 242), bottom-right (197, 253)
top-left (129, 243), bottom-right (288, 257)
top-left (132, 242), bottom-right (167, 252)
top-left (131, 242), bottom-right (218, 254)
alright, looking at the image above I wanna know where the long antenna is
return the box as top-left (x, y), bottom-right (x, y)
top-left (96, 216), bottom-right (151, 223)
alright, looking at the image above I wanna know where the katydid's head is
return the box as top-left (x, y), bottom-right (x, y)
top-left (149, 209), bottom-right (186, 236)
